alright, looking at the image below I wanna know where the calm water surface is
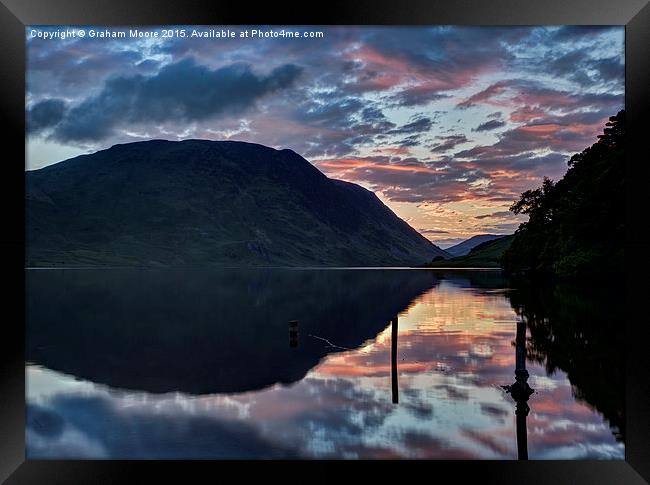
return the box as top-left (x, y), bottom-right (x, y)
top-left (26, 268), bottom-right (624, 459)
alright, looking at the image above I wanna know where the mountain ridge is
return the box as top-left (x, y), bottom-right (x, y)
top-left (445, 234), bottom-right (503, 257)
top-left (424, 234), bottom-right (514, 268)
top-left (26, 139), bottom-right (448, 267)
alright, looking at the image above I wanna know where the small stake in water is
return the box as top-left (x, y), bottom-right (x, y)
top-left (289, 320), bottom-right (299, 348)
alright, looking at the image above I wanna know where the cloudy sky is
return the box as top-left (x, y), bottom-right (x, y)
top-left (26, 26), bottom-right (624, 247)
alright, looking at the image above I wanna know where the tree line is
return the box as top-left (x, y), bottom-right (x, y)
top-left (501, 110), bottom-right (625, 279)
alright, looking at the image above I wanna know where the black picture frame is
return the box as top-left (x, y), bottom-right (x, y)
top-left (1, 0), bottom-right (649, 483)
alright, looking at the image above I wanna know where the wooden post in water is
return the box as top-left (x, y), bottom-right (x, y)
top-left (391, 315), bottom-right (399, 404)
top-left (289, 320), bottom-right (299, 348)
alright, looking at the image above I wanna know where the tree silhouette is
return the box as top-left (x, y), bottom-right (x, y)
top-left (502, 110), bottom-right (625, 278)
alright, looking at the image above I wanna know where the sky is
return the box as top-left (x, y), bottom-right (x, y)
top-left (25, 26), bottom-right (624, 247)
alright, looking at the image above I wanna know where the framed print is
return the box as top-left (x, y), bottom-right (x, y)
top-left (1, 0), bottom-right (649, 482)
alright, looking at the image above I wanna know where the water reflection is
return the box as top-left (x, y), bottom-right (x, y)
top-left (27, 268), bottom-right (436, 394)
top-left (391, 316), bottom-right (399, 405)
top-left (501, 319), bottom-right (534, 460)
top-left (26, 269), bottom-right (625, 459)
top-left (509, 281), bottom-right (625, 443)
top-left (289, 320), bottom-right (299, 348)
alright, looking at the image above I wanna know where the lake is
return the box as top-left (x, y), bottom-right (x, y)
top-left (25, 268), bottom-right (625, 459)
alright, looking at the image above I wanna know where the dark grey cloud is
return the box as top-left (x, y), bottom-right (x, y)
top-left (43, 58), bottom-right (303, 143)
top-left (479, 402), bottom-right (509, 418)
top-left (457, 119), bottom-right (600, 162)
top-left (27, 396), bottom-right (298, 459)
top-left (431, 135), bottom-right (468, 153)
top-left (457, 79), bottom-right (622, 112)
top-left (473, 120), bottom-right (506, 132)
top-left (322, 155), bottom-right (487, 204)
top-left (474, 211), bottom-right (512, 220)
top-left (27, 99), bottom-right (67, 134)
top-left (361, 26), bottom-right (531, 78)
top-left (399, 135), bottom-right (425, 148)
top-left (551, 26), bottom-right (616, 42)
top-left (458, 147), bottom-right (567, 174)
top-left (388, 117), bottom-right (433, 135)
top-left (593, 56), bottom-right (625, 84)
top-left (300, 96), bottom-right (366, 128)
top-left (388, 89), bottom-right (449, 107)
top-left (543, 48), bottom-right (624, 87)
top-left (287, 92), bottom-right (419, 159)
top-left (456, 80), bottom-right (518, 109)
top-left (28, 44), bottom-right (146, 98)
top-left (545, 49), bottom-right (592, 83)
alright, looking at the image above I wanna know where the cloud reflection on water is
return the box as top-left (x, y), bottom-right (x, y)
top-left (26, 273), bottom-right (624, 459)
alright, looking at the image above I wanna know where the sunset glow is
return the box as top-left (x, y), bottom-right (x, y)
top-left (26, 26), bottom-right (624, 246)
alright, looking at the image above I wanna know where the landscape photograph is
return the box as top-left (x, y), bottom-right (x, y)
top-left (25, 25), bottom-right (625, 459)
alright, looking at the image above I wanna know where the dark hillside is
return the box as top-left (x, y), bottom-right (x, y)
top-left (26, 140), bottom-right (447, 267)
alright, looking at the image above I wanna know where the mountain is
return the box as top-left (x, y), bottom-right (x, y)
top-left (26, 140), bottom-right (448, 267)
top-left (445, 234), bottom-right (503, 257)
top-left (424, 234), bottom-right (514, 268)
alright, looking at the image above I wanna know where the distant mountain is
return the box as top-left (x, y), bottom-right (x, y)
top-left (26, 140), bottom-right (448, 267)
top-left (424, 234), bottom-right (514, 268)
top-left (445, 234), bottom-right (503, 257)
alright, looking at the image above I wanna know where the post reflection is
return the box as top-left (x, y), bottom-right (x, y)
top-left (289, 320), bottom-right (299, 348)
top-left (391, 315), bottom-right (399, 404)
top-left (26, 269), bottom-right (624, 460)
top-left (502, 319), bottom-right (535, 460)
